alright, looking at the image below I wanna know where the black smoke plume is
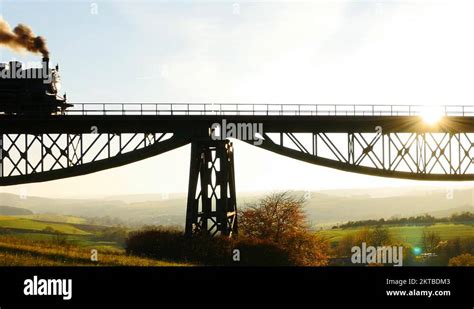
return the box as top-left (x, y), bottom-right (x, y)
top-left (0, 16), bottom-right (49, 58)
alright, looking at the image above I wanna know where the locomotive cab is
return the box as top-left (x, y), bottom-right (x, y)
top-left (0, 57), bottom-right (72, 115)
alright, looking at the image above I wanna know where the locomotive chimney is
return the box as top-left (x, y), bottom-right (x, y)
top-left (42, 57), bottom-right (49, 72)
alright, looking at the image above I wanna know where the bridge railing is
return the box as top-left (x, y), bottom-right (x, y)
top-left (65, 103), bottom-right (474, 117)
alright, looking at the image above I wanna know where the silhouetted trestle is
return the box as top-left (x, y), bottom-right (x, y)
top-left (185, 139), bottom-right (238, 237)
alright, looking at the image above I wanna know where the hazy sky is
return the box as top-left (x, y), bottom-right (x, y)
top-left (1, 0), bottom-right (474, 198)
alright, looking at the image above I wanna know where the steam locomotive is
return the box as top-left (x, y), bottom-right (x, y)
top-left (0, 58), bottom-right (72, 115)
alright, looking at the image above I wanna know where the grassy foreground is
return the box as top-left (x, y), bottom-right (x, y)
top-left (0, 235), bottom-right (188, 266)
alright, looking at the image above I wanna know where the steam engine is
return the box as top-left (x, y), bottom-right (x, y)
top-left (0, 58), bottom-right (72, 115)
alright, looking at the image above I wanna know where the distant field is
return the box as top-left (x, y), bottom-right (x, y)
top-left (320, 223), bottom-right (474, 247)
top-left (15, 214), bottom-right (87, 224)
top-left (0, 216), bottom-right (90, 235)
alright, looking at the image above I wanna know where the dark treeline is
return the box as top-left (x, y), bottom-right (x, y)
top-left (334, 212), bottom-right (474, 229)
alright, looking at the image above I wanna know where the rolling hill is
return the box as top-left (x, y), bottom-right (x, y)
top-left (0, 205), bottom-right (33, 216)
top-left (0, 186), bottom-right (473, 227)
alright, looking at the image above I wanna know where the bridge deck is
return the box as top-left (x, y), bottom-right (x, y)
top-left (1, 104), bottom-right (473, 184)
top-left (1, 115), bottom-right (473, 134)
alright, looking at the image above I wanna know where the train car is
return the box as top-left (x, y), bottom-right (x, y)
top-left (0, 58), bottom-right (72, 115)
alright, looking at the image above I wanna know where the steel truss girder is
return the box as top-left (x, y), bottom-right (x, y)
top-left (0, 133), bottom-right (189, 186)
top-left (185, 139), bottom-right (238, 237)
top-left (255, 132), bottom-right (474, 181)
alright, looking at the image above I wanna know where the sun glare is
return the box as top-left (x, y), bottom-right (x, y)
top-left (420, 106), bottom-right (444, 125)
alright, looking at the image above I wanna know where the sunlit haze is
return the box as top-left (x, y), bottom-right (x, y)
top-left (420, 105), bottom-right (444, 125)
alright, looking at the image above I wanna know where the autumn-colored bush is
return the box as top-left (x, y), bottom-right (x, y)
top-left (125, 229), bottom-right (292, 266)
top-left (448, 253), bottom-right (474, 266)
top-left (126, 192), bottom-right (331, 266)
top-left (239, 192), bottom-right (329, 266)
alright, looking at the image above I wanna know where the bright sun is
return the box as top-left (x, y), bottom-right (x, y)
top-left (420, 106), bottom-right (444, 125)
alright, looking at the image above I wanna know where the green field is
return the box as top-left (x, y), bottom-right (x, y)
top-left (320, 223), bottom-right (474, 247)
top-left (0, 214), bottom-right (191, 266)
top-left (0, 214), bottom-right (127, 251)
top-left (15, 214), bottom-right (87, 224)
top-left (7, 232), bottom-right (119, 250)
top-left (0, 216), bottom-right (90, 235)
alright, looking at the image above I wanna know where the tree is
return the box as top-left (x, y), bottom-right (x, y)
top-left (369, 226), bottom-right (392, 246)
top-left (336, 227), bottom-right (393, 257)
top-left (421, 230), bottom-right (441, 253)
top-left (239, 191), bottom-right (307, 243)
top-left (284, 231), bottom-right (328, 266)
top-left (435, 237), bottom-right (474, 265)
top-left (239, 191), bottom-right (328, 266)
